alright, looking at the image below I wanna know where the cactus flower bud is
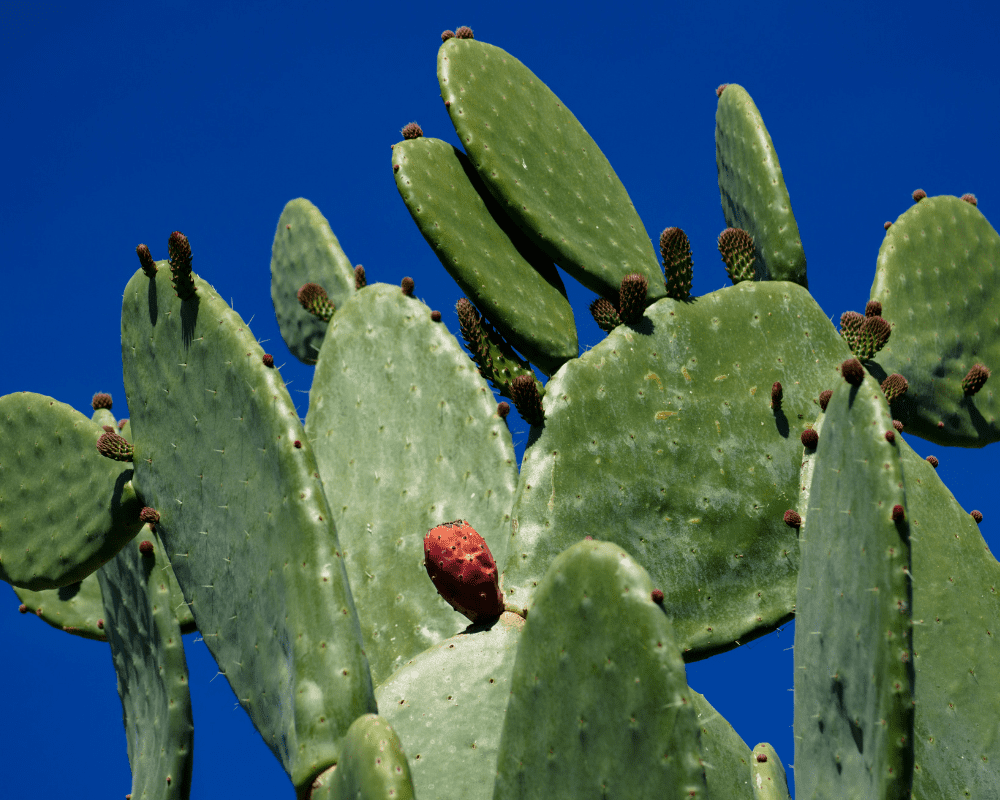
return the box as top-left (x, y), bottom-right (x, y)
top-left (139, 507), bottom-right (160, 525)
top-left (651, 589), bottom-right (664, 604)
top-left (885, 430), bottom-right (896, 443)
top-left (97, 431), bottom-right (133, 462)
top-left (136, 244), bottom-right (157, 277)
top-left (971, 510), bottom-right (983, 523)
top-left (431, 310), bottom-right (442, 322)
top-left (589, 297), bottom-right (622, 333)
top-left (91, 393), bottom-right (113, 411)
top-left (296, 283), bottom-right (335, 322)
top-left (354, 264), bottom-right (367, 289)
top-left (881, 374), bottom-right (908, 403)
top-left (401, 276), bottom-right (415, 296)
top-left (511, 374), bottom-right (545, 427)
top-left (865, 300), bottom-right (882, 318)
top-left (783, 510), bottom-right (802, 528)
top-left (139, 540), bottom-right (154, 555)
top-left (659, 227), bottom-right (693, 300)
top-left (716, 84), bottom-right (728, 97)
top-left (400, 122), bottom-right (423, 140)
top-left (167, 231), bottom-right (197, 301)
top-left (717, 227), bottom-right (756, 284)
top-left (961, 193), bottom-right (978, 206)
top-left (912, 188), bottom-right (927, 202)
top-left (617, 273), bottom-right (648, 324)
top-left (892, 505), bottom-right (905, 522)
top-left (771, 382), bottom-right (783, 409)
top-left (497, 401), bottom-right (510, 420)
top-left (840, 359), bottom-right (865, 386)
top-left (756, 753), bottom-right (768, 763)
top-left (455, 26), bottom-right (474, 39)
top-left (801, 429), bottom-right (818, 449)
top-left (926, 455), bottom-right (939, 468)
top-left (962, 364), bottom-right (990, 395)
top-left (441, 30), bottom-right (455, 41)
top-left (263, 354), bottom-right (274, 367)
top-left (818, 390), bottom-right (833, 411)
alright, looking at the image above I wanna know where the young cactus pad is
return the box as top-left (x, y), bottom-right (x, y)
top-left (120, 258), bottom-right (375, 790)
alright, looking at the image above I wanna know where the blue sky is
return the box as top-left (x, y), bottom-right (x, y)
top-left (1, 2), bottom-right (997, 797)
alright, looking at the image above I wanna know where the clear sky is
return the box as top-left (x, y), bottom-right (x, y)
top-left (1, 2), bottom-right (997, 798)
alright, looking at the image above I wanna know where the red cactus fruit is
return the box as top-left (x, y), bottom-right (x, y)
top-left (962, 363), bottom-right (990, 395)
top-left (431, 310), bottom-right (442, 322)
top-left (18, 604), bottom-right (27, 614)
top-left (263, 354), bottom-right (274, 368)
top-left (962, 193), bottom-right (978, 206)
top-left (401, 276), bottom-right (415, 296)
top-left (865, 300), bottom-right (882, 318)
top-left (441, 29), bottom-right (455, 41)
top-left (756, 753), bottom-right (768, 763)
top-left (92, 392), bottom-right (113, 411)
top-left (354, 264), bottom-right (367, 290)
top-left (892, 505), bottom-right (905, 522)
top-left (783, 509), bottom-right (802, 528)
top-left (497, 401), bottom-right (510, 419)
top-left (716, 84), bottom-right (728, 97)
top-left (423, 520), bottom-right (502, 623)
top-left (972, 510), bottom-right (984, 523)
top-left (455, 26), bottom-right (474, 39)
top-left (136, 243), bottom-right (157, 276)
top-left (884, 221), bottom-right (892, 230)
top-left (771, 381), bottom-right (783, 409)
top-left (841, 358), bottom-right (865, 386)
top-left (926, 455), bottom-right (939, 468)
top-left (138, 540), bottom-right (154, 555)
top-left (885, 430), bottom-right (896, 443)
top-left (139, 507), bottom-right (160, 525)
top-left (912, 188), bottom-right (927, 202)
top-left (801, 429), bottom-right (818, 449)
top-left (401, 122), bottom-right (423, 140)
top-left (651, 589), bottom-right (664, 604)
top-left (818, 390), bottom-right (833, 411)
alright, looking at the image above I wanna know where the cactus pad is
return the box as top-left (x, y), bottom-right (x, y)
top-left (392, 136), bottom-right (577, 375)
top-left (438, 37), bottom-right (664, 303)
top-left (869, 194), bottom-right (1000, 446)
top-left (0, 392), bottom-right (145, 590)
top-left (716, 85), bottom-right (807, 288)
top-left (271, 198), bottom-right (357, 364)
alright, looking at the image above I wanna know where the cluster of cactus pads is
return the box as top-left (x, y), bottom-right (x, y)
top-left (4, 26), bottom-right (1000, 800)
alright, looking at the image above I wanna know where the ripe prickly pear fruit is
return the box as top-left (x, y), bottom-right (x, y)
top-left (424, 520), bottom-right (503, 623)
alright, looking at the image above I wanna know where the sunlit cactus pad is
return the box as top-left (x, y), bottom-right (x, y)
top-left (716, 84), bottom-right (807, 288)
top-left (869, 194), bottom-right (1000, 446)
top-left (305, 283), bottom-right (518, 685)
top-left (0, 392), bottom-right (144, 590)
top-left (14, 572), bottom-right (109, 641)
top-left (120, 261), bottom-right (375, 790)
top-left (438, 37), bottom-right (664, 303)
top-left (505, 281), bottom-right (851, 658)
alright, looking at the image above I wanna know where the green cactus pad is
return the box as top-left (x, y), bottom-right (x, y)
top-left (121, 264), bottom-right (375, 791)
top-left (438, 38), bottom-right (664, 303)
top-left (716, 85), bottom-right (807, 288)
top-left (868, 194), bottom-right (1000, 446)
top-left (305, 283), bottom-right (518, 686)
top-left (896, 441), bottom-right (1000, 796)
top-left (690, 690), bottom-right (754, 798)
top-left (271, 198), bottom-right (357, 364)
top-left (14, 573), bottom-right (109, 641)
top-left (376, 612), bottom-right (524, 800)
top-left (97, 532), bottom-right (193, 799)
top-left (750, 743), bottom-right (791, 799)
top-left (794, 379), bottom-right (914, 799)
top-left (504, 281), bottom-right (851, 658)
top-left (309, 715), bottom-right (415, 800)
top-left (392, 136), bottom-right (577, 376)
top-left (494, 540), bottom-right (707, 799)
top-left (0, 392), bottom-right (145, 590)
